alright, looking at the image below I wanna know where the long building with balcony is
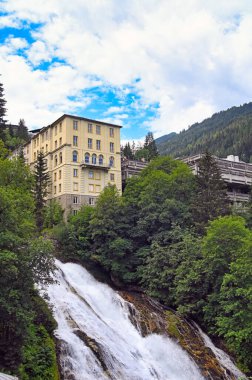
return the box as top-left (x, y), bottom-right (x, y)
top-left (24, 114), bottom-right (122, 215)
top-left (182, 154), bottom-right (252, 204)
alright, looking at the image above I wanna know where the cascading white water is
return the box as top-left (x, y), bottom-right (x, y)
top-left (45, 260), bottom-right (205, 380)
top-left (195, 324), bottom-right (245, 380)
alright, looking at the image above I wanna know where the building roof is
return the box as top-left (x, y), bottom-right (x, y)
top-left (24, 114), bottom-right (123, 146)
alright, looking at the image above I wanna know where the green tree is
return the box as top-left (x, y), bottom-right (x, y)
top-left (43, 200), bottom-right (64, 229)
top-left (34, 151), bottom-right (50, 232)
top-left (216, 241), bottom-right (252, 372)
top-left (0, 78), bottom-right (7, 141)
top-left (122, 142), bottom-right (134, 159)
top-left (90, 185), bottom-right (135, 282)
top-left (0, 78), bottom-right (7, 125)
top-left (144, 131), bottom-right (158, 160)
top-left (16, 119), bottom-right (29, 142)
top-left (191, 151), bottom-right (229, 233)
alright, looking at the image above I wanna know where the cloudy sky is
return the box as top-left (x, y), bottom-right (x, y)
top-left (1, 0), bottom-right (252, 142)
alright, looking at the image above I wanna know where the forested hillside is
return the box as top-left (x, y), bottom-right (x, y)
top-left (156, 102), bottom-right (252, 162)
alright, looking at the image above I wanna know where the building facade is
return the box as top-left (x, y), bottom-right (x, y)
top-left (121, 158), bottom-right (148, 189)
top-left (183, 154), bottom-right (252, 204)
top-left (24, 114), bottom-right (122, 215)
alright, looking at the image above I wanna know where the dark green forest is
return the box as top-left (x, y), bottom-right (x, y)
top-left (0, 140), bottom-right (59, 379)
top-left (157, 102), bottom-right (252, 162)
top-left (55, 155), bottom-right (252, 375)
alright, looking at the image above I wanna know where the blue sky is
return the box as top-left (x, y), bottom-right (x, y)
top-left (1, 1), bottom-right (252, 144)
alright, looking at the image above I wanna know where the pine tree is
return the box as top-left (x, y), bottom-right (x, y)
top-left (144, 132), bottom-right (158, 160)
top-left (0, 78), bottom-right (7, 141)
top-left (122, 142), bottom-right (134, 159)
top-left (192, 151), bottom-right (229, 232)
top-left (34, 151), bottom-right (50, 232)
top-left (0, 78), bottom-right (7, 125)
top-left (16, 118), bottom-right (29, 141)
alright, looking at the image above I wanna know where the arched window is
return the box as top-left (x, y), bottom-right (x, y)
top-left (109, 156), bottom-right (114, 167)
top-left (73, 150), bottom-right (78, 162)
top-left (59, 152), bottom-right (63, 164)
top-left (92, 154), bottom-right (97, 165)
top-left (85, 152), bottom-right (90, 163)
top-left (99, 155), bottom-right (103, 165)
top-left (55, 155), bottom-right (58, 167)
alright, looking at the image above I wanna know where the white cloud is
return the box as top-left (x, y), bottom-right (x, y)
top-left (1, 0), bottom-right (252, 135)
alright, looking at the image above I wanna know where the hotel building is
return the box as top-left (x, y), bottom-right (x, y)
top-left (24, 114), bottom-right (122, 215)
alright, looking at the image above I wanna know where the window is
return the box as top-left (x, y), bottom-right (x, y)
top-left (96, 140), bottom-right (101, 150)
top-left (73, 168), bottom-right (78, 177)
top-left (96, 125), bottom-right (101, 135)
top-left (59, 170), bottom-right (62, 179)
top-left (89, 184), bottom-right (94, 192)
top-left (88, 138), bottom-right (92, 149)
top-left (73, 150), bottom-right (78, 162)
top-left (55, 125), bottom-right (57, 135)
top-left (85, 152), bottom-right (90, 163)
top-left (92, 154), bottom-right (97, 164)
top-left (73, 210), bottom-right (78, 216)
top-left (110, 142), bottom-right (114, 153)
top-left (42, 133), bottom-right (44, 142)
top-left (54, 172), bottom-right (57, 181)
top-left (73, 135), bottom-right (78, 146)
top-left (88, 123), bottom-right (93, 133)
top-left (110, 173), bottom-right (115, 181)
top-left (110, 127), bottom-right (114, 137)
top-left (73, 120), bottom-right (78, 130)
top-left (88, 170), bottom-right (94, 179)
top-left (34, 152), bottom-right (36, 160)
top-left (95, 171), bottom-right (101, 180)
top-left (109, 156), bottom-right (114, 167)
top-left (59, 137), bottom-right (62, 146)
top-left (46, 144), bottom-right (48, 153)
top-left (96, 185), bottom-right (101, 193)
top-left (59, 184), bottom-right (61, 192)
top-left (73, 196), bottom-right (79, 204)
top-left (73, 182), bottom-right (78, 191)
top-left (99, 155), bottom-right (103, 165)
top-left (89, 197), bottom-right (95, 205)
top-left (55, 140), bottom-right (57, 149)
top-left (59, 152), bottom-right (62, 164)
top-left (59, 123), bottom-right (62, 133)
top-left (55, 155), bottom-right (58, 167)
top-left (34, 140), bottom-right (36, 148)
top-left (46, 131), bottom-right (48, 140)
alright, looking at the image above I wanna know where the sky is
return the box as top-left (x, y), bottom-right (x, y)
top-left (1, 0), bottom-right (252, 143)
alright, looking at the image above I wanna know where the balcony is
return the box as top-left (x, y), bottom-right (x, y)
top-left (227, 192), bottom-right (250, 203)
top-left (80, 160), bottom-right (111, 171)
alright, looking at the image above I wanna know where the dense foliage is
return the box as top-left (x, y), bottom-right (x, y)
top-left (57, 153), bottom-right (252, 374)
top-left (122, 132), bottom-right (158, 161)
top-left (0, 139), bottom-right (58, 378)
top-left (34, 151), bottom-right (51, 231)
top-left (157, 102), bottom-right (252, 162)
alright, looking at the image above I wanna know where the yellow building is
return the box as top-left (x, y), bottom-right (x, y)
top-left (24, 114), bottom-right (122, 215)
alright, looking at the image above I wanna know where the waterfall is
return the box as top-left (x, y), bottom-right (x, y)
top-left (44, 260), bottom-right (243, 380)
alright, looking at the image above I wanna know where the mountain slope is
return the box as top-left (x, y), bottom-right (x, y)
top-left (156, 103), bottom-right (252, 162)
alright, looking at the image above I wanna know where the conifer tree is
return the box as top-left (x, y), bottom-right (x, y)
top-left (34, 151), bottom-right (50, 232)
top-left (17, 118), bottom-right (29, 141)
top-left (192, 151), bottom-right (229, 232)
top-left (144, 132), bottom-right (159, 160)
top-left (122, 142), bottom-right (134, 159)
top-left (0, 78), bottom-right (7, 141)
top-left (0, 79), bottom-right (7, 125)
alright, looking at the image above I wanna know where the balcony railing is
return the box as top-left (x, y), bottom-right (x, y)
top-left (80, 160), bottom-right (111, 170)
